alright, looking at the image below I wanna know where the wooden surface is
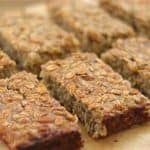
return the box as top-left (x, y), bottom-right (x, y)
top-left (0, 2), bottom-right (150, 150)
top-left (0, 122), bottom-right (150, 150)
top-left (82, 123), bottom-right (150, 150)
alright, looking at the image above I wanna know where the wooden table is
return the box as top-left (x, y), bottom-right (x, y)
top-left (0, 2), bottom-right (150, 150)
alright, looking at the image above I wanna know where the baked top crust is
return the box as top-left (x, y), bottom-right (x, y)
top-left (113, 37), bottom-right (150, 60)
top-left (0, 11), bottom-right (79, 55)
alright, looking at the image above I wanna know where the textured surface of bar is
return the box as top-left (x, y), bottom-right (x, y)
top-left (0, 11), bottom-right (79, 74)
top-left (0, 71), bottom-right (82, 150)
top-left (48, 0), bottom-right (134, 55)
top-left (101, 0), bottom-right (150, 38)
top-left (0, 50), bottom-right (16, 78)
top-left (101, 37), bottom-right (150, 98)
top-left (41, 52), bottom-right (150, 138)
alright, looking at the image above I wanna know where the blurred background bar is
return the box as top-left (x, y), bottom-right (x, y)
top-left (0, 0), bottom-right (47, 11)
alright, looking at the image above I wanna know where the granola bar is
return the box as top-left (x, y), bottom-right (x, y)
top-left (40, 52), bottom-right (150, 138)
top-left (0, 49), bottom-right (16, 78)
top-left (0, 11), bottom-right (79, 74)
top-left (48, 0), bottom-right (134, 55)
top-left (101, 37), bottom-right (150, 98)
top-left (101, 0), bottom-right (150, 38)
top-left (0, 71), bottom-right (82, 150)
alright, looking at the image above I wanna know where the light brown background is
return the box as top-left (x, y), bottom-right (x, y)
top-left (0, 1), bottom-right (150, 150)
top-left (0, 0), bottom-right (47, 11)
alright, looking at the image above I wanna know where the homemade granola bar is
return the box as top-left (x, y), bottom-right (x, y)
top-left (48, 0), bottom-right (134, 55)
top-left (101, 37), bottom-right (150, 98)
top-left (0, 50), bottom-right (16, 78)
top-left (0, 71), bottom-right (82, 150)
top-left (40, 52), bottom-right (150, 138)
top-left (0, 11), bottom-right (79, 74)
top-left (101, 0), bottom-right (150, 38)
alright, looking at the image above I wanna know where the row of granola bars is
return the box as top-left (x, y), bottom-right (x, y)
top-left (0, 0), bottom-right (149, 149)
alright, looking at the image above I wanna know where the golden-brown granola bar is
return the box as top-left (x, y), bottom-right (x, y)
top-left (0, 11), bottom-right (79, 74)
top-left (48, 0), bottom-right (134, 55)
top-left (101, 0), bottom-right (150, 38)
top-left (40, 52), bottom-right (150, 138)
top-left (0, 71), bottom-right (82, 150)
top-left (0, 50), bottom-right (16, 78)
top-left (101, 37), bottom-right (150, 98)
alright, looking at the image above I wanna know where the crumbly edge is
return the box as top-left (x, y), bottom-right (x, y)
top-left (41, 72), bottom-right (150, 138)
top-left (0, 33), bottom-right (27, 69)
top-left (16, 131), bottom-right (82, 150)
top-left (0, 65), bottom-right (16, 78)
top-left (101, 51), bottom-right (150, 98)
top-left (50, 10), bottom-right (134, 56)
